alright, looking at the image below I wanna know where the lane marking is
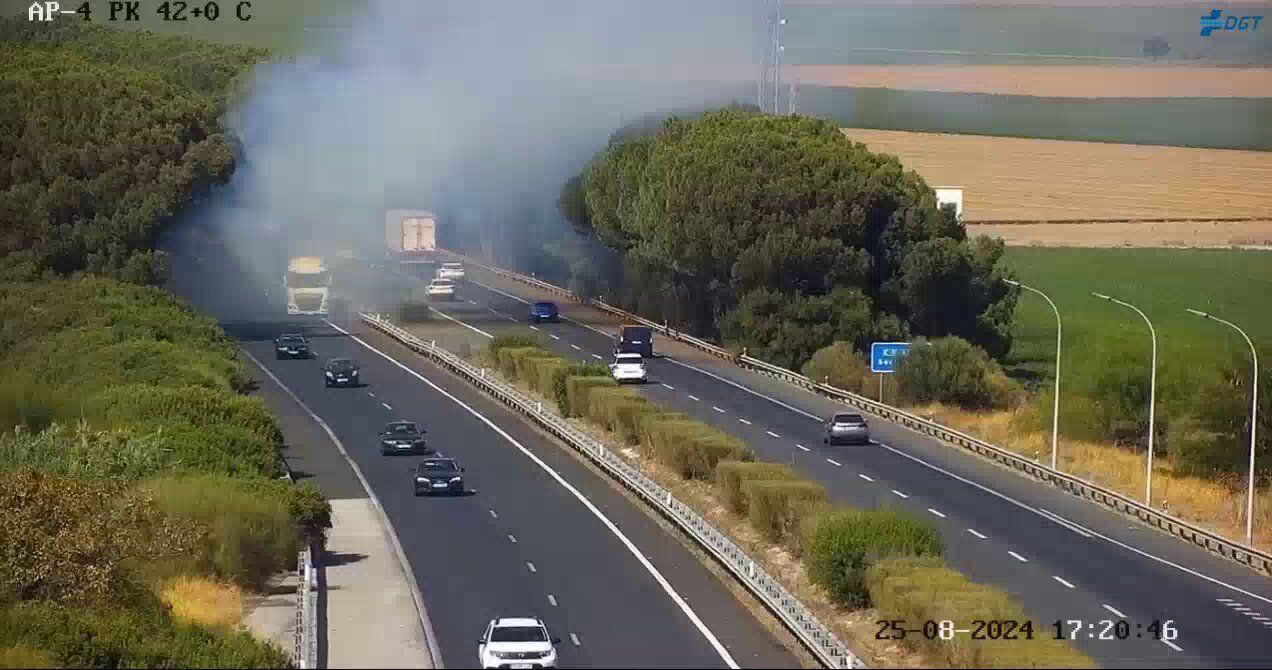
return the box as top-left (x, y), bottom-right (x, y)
top-left (796, 444), bottom-right (810, 452)
top-left (238, 349), bottom-right (444, 667)
top-left (548, 594), bottom-right (558, 607)
top-left (660, 356), bottom-right (823, 421)
top-left (1216, 598), bottom-right (1234, 602)
top-left (508, 534), bottom-right (517, 544)
top-left (967, 528), bottom-right (986, 539)
top-left (488, 307), bottom-right (500, 315)
top-left (368, 392), bottom-right (376, 398)
top-left (590, 353), bottom-right (603, 360)
top-left (688, 394), bottom-right (700, 401)
top-left (527, 562), bottom-right (537, 573)
top-left (1009, 551), bottom-right (1029, 563)
top-left (489, 509), bottom-right (498, 519)
top-left (529, 325), bottom-right (540, 331)
top-left (826, 459), bottom-right (842, 467)
top-left (1037, 508), bottom-right (1094, 538)
top-left (505, 315), bottom-right (518, 322)
top-left (766, 430), bottom-right (780, 438)
top-left (428, 305), bottom-right (494, 339)
top-left (381, 402), bottom-right (393, 410)
top-left (892, 490), bottom-right (909, 499)
top-left (738, 418), bottom-right (752, 425)
top-left (1163, 640), bottom-right (1183, 652)
top-left (1103, 604), bottom-right (1126, 618)
top-left (712, 406), bottom-right (725, 413)
top-left (859, 474), bottom-right (874, 482)
top-left (661, 383), bottom-right (675, 390)
top-left (550, 334), bottom-right (561, 340)
top-left (1053, 576), bottom-right (1076, 589)
top-left (928, 508), bottom-right (947, 519)
top-left (467, 299), bottom-right (478, 305)
top-left (570, 633), bottom-right (581, 647)
top-left (325, 319), bottom-right (741, 668)
top-left (571, 344), bottom-right (582, 351)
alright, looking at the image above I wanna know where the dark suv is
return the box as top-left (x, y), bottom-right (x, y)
top-left (528, 301), bottom-right (559, 323)
top-left (323, 357), bottom-right (360, 387)
top-left (379, 420), bottom-right (429, 455)
top-left (413, 458), bottom-right (465, 496)
top-left (275, 333), bottom-right (310, 359)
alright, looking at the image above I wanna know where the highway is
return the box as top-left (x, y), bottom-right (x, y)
top-left (412, 264), bottom-right (1272, 669)
top-left (162, 221), bottom-right (799, 668)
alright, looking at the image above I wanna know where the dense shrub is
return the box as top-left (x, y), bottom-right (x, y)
top-left (0, 601), bottom-right (291, 669)
top-left (743, 479), bottom-right (827, 544)
top-left (867, 556), bottom-right (1095, 668)
top-left (519, 356), bottom-right (564, 393)
top-left (802, 342), bottom-right (870, 395)
top-left (714, 461), bottom-right (798, 515)
top-left (564, 375), bottom-right (618, 418)
top-left (0, 645), bottom-right (56, 669)
top-left (803, 507), bottom-right (944, 607)
top-left (637, 411), bottom-right (691, 446)
top-left (895, 337), bottom-right (1018, 409)
top-left (488, 334), bottom-right (542, 359)
top-left (585, 387), bottom-right (652, 445)
top-left (641, 419), bottom-right (753, 479)
top-left (550, 362), bottom-right (610, 412)
top-left (497, 346), bottom-right (543, 380)
top-left (535, 358), bottom-right (570, 398)
top-left (86, 384), bottom-right (282, 448)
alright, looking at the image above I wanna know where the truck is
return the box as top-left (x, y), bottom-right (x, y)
top-left (385, 210), bottom-right (437, 256)
top-left (614, 325), bottom-right (653, 358)
top-left (285, 256), bottom-right (331, 315)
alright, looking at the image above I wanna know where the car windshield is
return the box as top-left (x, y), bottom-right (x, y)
top-left (615, 355), bottom-right (642, 364)
top-left (432, 279), bottom-right (452, 286)
top-left (328, 359), bottom-right (353, 370)
top-left (280, 335), bottom-right (304, 343)
top-left (442, 263), bottom-right (462, 269)
top-left (534, 302), bottom-right (555, 309)
top-left (419, 460), bottom-right (457, 473)
top-left (833, 414), bottom-right (865, 424)
top-left (387, 423), bottom-right (418, 434)
top-left (490, 626), bottom-right (547, 643)
top-left (287, 271), bottom-right (330, 288)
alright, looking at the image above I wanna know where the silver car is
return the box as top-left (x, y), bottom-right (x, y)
top-left (824, 412), bottom-right (869, 445)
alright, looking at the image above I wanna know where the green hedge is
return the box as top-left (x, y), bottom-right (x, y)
top-left (565, 375), bottom-right (618, 418)
top-left (714, 461), bottom-right (798, 515)
top-left (550, 362), bottom-right (610, 412)
top-left (804, 507), bottom-right (944, 607)
top-left (641, 418), bottom-right (754, 479)
top-left (0, 645), bottom-right (55, 668)
top-left (519, 356), bottom-right (565, 394)
top-left (742, 479), bottom-right (827, 544)
top-left (488, 334), bottom-right (542, 358)
top-left (497, 346), bottom-right (544, 380)
top-left (86, 384), bottom-right (282, 448)
top-left (867, 556), bottom-right (1095, 668)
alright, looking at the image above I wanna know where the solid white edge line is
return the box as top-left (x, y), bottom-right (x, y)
top-left (1053, 576), bottom-right (1076, 589)
top-left (1102, 604), bottom-right (1126, 618)
top-left (428, 305), bottom-right (494, 339)
top-left (239, 348), bottom-right (444, 669)
top-left (1036, 508), bottom-right (1094, 538)
top-left (325, 320), bottom-right (741, 668)
top-left (473, 268), bottom-right (1272, 609)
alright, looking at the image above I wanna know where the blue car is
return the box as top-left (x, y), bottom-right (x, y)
top-left (528, 301), bottom-right (559, 323)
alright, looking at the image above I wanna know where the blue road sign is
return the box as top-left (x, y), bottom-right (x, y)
top-left (870, 342), bottom-right (911, 374)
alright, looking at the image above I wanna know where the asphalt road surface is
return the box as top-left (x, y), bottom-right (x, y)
top-left (411, 266), bottom-right (1272, 669)
top-left (161, 219), bottom-right (799, 669)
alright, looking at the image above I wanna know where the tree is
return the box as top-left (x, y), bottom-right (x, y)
top-left (894, 336), bottom-right (1017, 409)
top-left (1143, 35), bottom-right (1171, 61)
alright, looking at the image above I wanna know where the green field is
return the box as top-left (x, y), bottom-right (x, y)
top-left (1002, 247), bottom-right (1272, 407)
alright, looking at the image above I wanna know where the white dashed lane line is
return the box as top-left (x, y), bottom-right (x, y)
top-left (570, 633), bottom-right (581, 647)
top-left (858, 474), bottom-right (874, 482)
top-left (928, 508), bottom-right (946, 519)
top-left (1103, 604), bottom-right (1125, 618)
top-left (688, 395), bottom-right (700, 401)
top-left (660, 383), bottom-right (675, 390)
top-left (892, 490), bottom-right (909, 499)
top-left (1053, 576), bottom-right (1076, 589)
top-left (507, 535), bottom-right (517, 544)
top-left (550, 334), bottom-right (561, 340)
top-left (548, 595), bottom-right (558, 607)
top-left (766, 430), bottom-right (780, 438)
top-left (381, 402), bottom-right (393, 410)
top-left (712, 406), bottom-right (725, 413)
top-left (796, 444), bottom-right (810, 452)
top-left (571, 344), bottom-right (582, 350)
top-left (967, 529), bottom-right (986, 539)
top-left (526, 562), bottom-right (537, 574)
top-left (590, 354), bottom-right (604, 360)
top-left (738, 418), bottom-right (752, 425)
top-left (1009, 551), bottom-right (1029, 563)
top-left (826, 459), bottom-right (842, 467)
top-left (529, 325), bottom-right (540, 330)
top-left (489, 509), bottom-right (498, 519)
top-left (368, 392), bottom-right (376, 397)
top-left (467, 299), bottom-right (478, 305)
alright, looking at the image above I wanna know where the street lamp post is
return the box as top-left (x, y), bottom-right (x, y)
top-left (1006, 279), bottom-right (1062, 469)
top-left (1093, 292), bottom-right (1158, 505)
top-left (1187, 308), bottom-right (1260, 544)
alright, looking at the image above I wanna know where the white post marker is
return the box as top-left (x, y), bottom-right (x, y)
top-left (1094, 293), bottom-right (1158, 506)
top-left (1188, 308), bottom-right (1259, 544)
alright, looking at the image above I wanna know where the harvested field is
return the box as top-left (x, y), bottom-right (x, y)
top-left (843, 128), bottom-right (1272, 223)
top-left (966, 220), bottom-right (1272, 248)
top-left (794, 65), bottom-right (1272, 99)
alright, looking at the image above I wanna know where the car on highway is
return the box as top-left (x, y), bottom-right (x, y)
top-left (527, 301), bottom-right (559, 323)
top-left (614, 324), bottom-right (653, 357)
top-left (413, 457), bottom-right (465, 496)
top-left (379, 420), bottom-right (430, 455)
top-left (274, 333), bottom-right (310, 359)
top-left (477, 617), bottom-right (561, 669)
top-left (436, 262), bottom-right (466, 281)
top-left (609, 352), bottom-right (647, 384)
top-left (426, 278), bottom-right (457, 301)
top-left (323, 357), bottom-right (360, 387)
top-left (824, 412), bottom-right (870, 445)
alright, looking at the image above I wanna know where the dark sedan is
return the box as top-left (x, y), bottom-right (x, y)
top-left (528, 301), bottom-right (559, 323)
top-left (323, 357), bottom-right (360, 387)
top-left (275, 333), bottom-right (310, 359)
top-left (380, 420), bottom-right (430, 455)
top-left (413, 458), bottom-right (465, 496)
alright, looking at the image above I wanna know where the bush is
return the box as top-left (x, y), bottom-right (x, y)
top-left (0, 645), bottom-right (56, 669)
top-left (803, 507), bottom-right (944, 607)
top-left (642, 419), bottom-right (753, 479)
top-left (867, 556), bottom-right (1095, 668)
top-left (585, 387), bottom-right (644, 434)
top-left (519, 356), bottom-right (564, 393)
top-left (535, 359), bottom-right (570, 398)
top-left (488, 334), bottom-right (542, 359)
top-left (0, 601), bottom-right (292, 669)
top-left (497, 346), bottom-right (544, 380)
top-left (743, 479), bottom-right (827, 544)
top-left (714, 460), bottom-right (798, 515)
top-left (565, 375), bottom-right (618, 418)
top-left (895, 337), bottom-right (1016, 410)
top-left (609, 396), bottom-right (657, 445)
top-left (802, 341), bottom-right (870, 394)
top-left (637, 411), bottom-right (690, 446)
top-left (550, 362), bottom-right (610, 412)
top-left (86, 384), bottom-right (282, 447)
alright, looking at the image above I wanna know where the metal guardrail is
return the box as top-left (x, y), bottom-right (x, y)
top-left (358, 311), bottom-right (865, 669)
top-left (294, 546), bottom-right (318, 668)
top-left (433, 249), bottom-right (1272, 577)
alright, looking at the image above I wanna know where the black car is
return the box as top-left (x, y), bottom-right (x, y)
top-left (323, 357), bottom-right (360, 387)
top-left (614, 325), bottom-right (653, 357)
top-left (413, 457), bottom-right (465, 496)
top-left (380, 420), bottom-right (429, 455)
top-left (275, 333), bottom-right (310, 359)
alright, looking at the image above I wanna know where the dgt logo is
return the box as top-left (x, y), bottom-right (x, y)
top-left (1200, 9), bottom-right (1263, 36)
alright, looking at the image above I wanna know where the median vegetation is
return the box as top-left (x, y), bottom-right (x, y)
top-left (483, 335), bottom-right (1091, 667)
top-left (0, 19), bottom-right (312, 667)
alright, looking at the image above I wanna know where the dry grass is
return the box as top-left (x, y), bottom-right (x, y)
top-left (843, 128), bottom-right (1272, 223)
top-left (160, 576), bottom-right (245, 629)
top-left (909, 402), bottom-right (1272, 552)
top-left (797, 65), bottom-right (1272, 98)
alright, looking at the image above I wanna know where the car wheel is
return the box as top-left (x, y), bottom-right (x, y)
top-left (324, 380), bottom-right (330, 387)
top-left (414, 489), bottom-right (421, 497)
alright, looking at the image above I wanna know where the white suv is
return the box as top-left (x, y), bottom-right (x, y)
top-left (436, 262), bottom-right (466, 281)
top-left (609, 353), bottom-right (647, 383)
top-left (426, 278), bottom-right (456, 300)
top-left (477, 617), bottom-right (560, 669)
